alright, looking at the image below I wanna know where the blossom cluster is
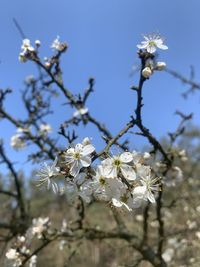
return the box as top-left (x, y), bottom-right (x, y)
top-left (6, 236), bottom-right (36, 267)
top-left (137, 33), bottom-right (168, 78)
top-left (10, 124), bottom-right (52, 150)
top-left (36, 137), bottom-right (163, 211)
top-left (5, 216), bottom-right (72, 267)
top-left (5, 217), bottom-right (52, 267)
top-left (36, 137), bottom-right (185, 211)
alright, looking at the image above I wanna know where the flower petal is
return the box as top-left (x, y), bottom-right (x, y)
top-left (157, 43), bottom-right (168, 50)
top-left (112, 198), bottom-right (123, 207)
top-left (147, 45), bottom-right (156, 53)
top-left (137, 43), bottom-right (148, 49)
top-left (147, 192), bottom-right (156, 203)
top-left (120, 152), bottom-right (133, 163)
top-left (70, 161), bottom-right (81, 177)
top-left (80, 156), bottom-right (91, 167)
top-left (120, 164), bottom-right (136, 180)
top-left (82, 144), bottom-right (95, 156)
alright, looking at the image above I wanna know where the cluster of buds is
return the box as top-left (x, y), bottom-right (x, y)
top-left (137, 34), bottom-right (168, 79)
top-left (51, 36), bottom-right (68, 52)
top-left (19, 39), bottom-right (38, 63)
top-left (18, 37), bottom-right (68, 67)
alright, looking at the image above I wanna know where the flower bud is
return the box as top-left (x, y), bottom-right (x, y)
top-left (142, 67), bottom-right (152, 78)
top-left (156, 61), bottom-right (166, 71)
top-left (143, 152), bottom-right (150, 159)
top-left (19, 52), bottom-right (27, 63)
top-left (35, 40), bottom-right (41, 47)
top-left (44, 62), bottom-right (51, 69)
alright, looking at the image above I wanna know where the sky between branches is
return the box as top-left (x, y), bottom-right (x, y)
top-left (0, 0), bottom-right (200, 173)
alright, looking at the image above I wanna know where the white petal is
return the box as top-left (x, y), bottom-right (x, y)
top-left (82, 137), bottom-right (91, 145)
top-left (52, 157), bottom-right (58, 168)
top-left (132, 186), bottom-right (146, 198)
top-left (112, 198), bottom-right (123, 207)
top-left (120, 152), bottom-right (133, 163)
top-left (82, 144), bottom-right (95, 156)
top-left (80, 156), bottom-right (91, 167)
top-left (66, 148), bottom-right (75, 154)
top-left (73, 110), bottom-right (79, 117)
top-left (64, 155), bottom-right (75, 164)
top-left (52, 182), bottom-right (59, 194)
top-left (74, 172), bottom-right (86, 185)
top-left (120, 164), bottom-right (136, 180)
top-left (147, 192), bottom-right (156, 203)
top-left (75, 143), bottom-right (83, 152)
top-left (70, 161), bottom-right (81, 177)
top-left (137, 43), bottom-right (147, 49)
top-left (104, 165), bottom-right (117, 178)
top-left (157, 43), bottom-right (168, 50)
top-left (132, 196), bottom-right (143, 208)
top-left (147, 46), bottom-right (156, 53)
top-left (80, 107), bottom-right (88, 115)
top-left (102, 158), bottom-right (112, 166)
top-left (143, 36), bottom-right (150, 41)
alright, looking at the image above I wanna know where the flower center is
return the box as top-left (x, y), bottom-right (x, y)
top-left (74, 152), bottom-right (81, 160)
top-left (99, 176), bottom-right (106, 185)
top-left (113, 159), bottom-right (121, 167)
top-left (148, 41), bottom-right (156, 46)
top-left (120, 194), bottom-right (128, 203)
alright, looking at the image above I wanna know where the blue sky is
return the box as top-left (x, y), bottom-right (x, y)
top-left (1, 0), bottom-right (200, 173)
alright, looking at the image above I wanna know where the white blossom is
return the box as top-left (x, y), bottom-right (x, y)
top-left (17, 127), bottom-right (30, 134)
top-left (101, 152), bottom-right (136, 181)
top-left (137, 34), bottom-right (168, 53)
top-left (64, 139), bottom-right (95, 177)
top-left (73, 107), bottom-right (89, 118)
top-left (25, 75), bottom-right (35, 85)
top-left (143, 152), bottom-right (151, 159)
top-left (19, 52), bottom-right (27, 62)
top-left (6, 248), bottom-right (22, 267)
top-left (36, 157), bottom-right (60, 193)
top-left (29, 255), bottom-right (37, 267)
top-left (162, 248), bottom-right (174, 263)
top-left (21, 39), bottom-right (35, 53)
top-left (132, 186), bottom-right (147, 208)
top-left (110, 178), bottom-right (133, 211)
top-left (140, 175), bottom-right (160, 203)
top-left (6, 248), bottom-right (20, 260)
top-left (51, 36), bottom-right (63, 51)
top-left (10, 134), bottom-right (26, 150)
top-left (39, 123), bottom-right (52, 135)
top-left (132, 175), bottom-right (159, 206)
top-left (91, 166), bottom-right (111, 201)
top-left (164, 166), bottom-right (183, 187)
top-left (19, 39), bottom-right (35, 63)
top-left (31, 217), bottom-right (51, 239)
